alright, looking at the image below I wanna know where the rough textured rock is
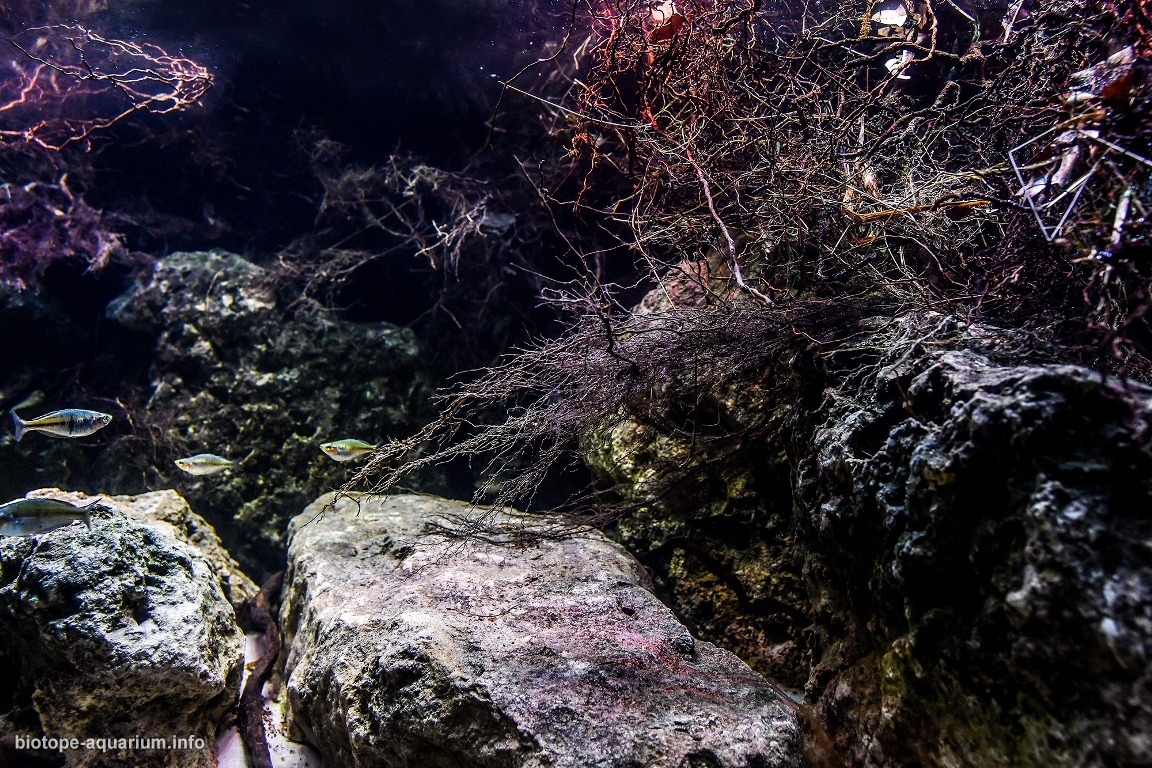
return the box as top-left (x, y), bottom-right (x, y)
top-left (803, 336), bottom-right (1152, 768)
top-left (586, 312), bottom-right (1152, 768)
top-left (281, 492), bottom-right (800, 768)
top-left (0, 489), bottom-right (245, 767)
top-left (104, 250), bottom-right (430, 574)
top-left (29, 488), bottom-right (258, 612)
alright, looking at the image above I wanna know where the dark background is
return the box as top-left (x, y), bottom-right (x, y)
top-left (79, 0), bottom-right (566, 255)
top-left (0, 0), bottom-right (577, 352)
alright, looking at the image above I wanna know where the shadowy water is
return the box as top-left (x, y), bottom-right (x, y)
top-left (58, 0), bottom-right (570, 254)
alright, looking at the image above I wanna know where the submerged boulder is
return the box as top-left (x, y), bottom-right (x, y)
top-left (801, 339), bottom-right (1152, 768)
top-left (0, 488), bottom-right (246, 767)
top-left (280, 492), bottom-right (800, 767)
top-left (30, 488), bottom-right (259, 612)
top-left (105, 250), bottom-right (430, 574)
top-left (586, 311), bottom-right (1152, 768)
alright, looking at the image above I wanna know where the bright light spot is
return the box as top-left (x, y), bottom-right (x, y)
top-left (652, 0), bottom-right (676, 23)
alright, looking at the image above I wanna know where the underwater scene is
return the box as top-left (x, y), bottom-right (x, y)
top-left (0, 0), bottom-right (1150, 766)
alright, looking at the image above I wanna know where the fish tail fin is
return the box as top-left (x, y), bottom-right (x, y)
top-left (82, 498), bottom-right (102, 529)
top-left (11, 411), bottom-right (25, 443)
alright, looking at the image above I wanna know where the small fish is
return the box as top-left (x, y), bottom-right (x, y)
top-left (320, 439), bottom-right (377, 462)
top-left (174, 454), bottom-right (234, 476)
top-left (12, 408), bottom-right (113, 442)
top-left (0, 497), bottom-right (96, 537)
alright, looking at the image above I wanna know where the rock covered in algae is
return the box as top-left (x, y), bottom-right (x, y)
top-left (0, 488), bottom-right (245, 767)
top-left (280, 492), bottom-right (800, 767)
top-left (105, 250), bottom-right (430, 574)
top-left (585, 311), bottom-right (1152, 768)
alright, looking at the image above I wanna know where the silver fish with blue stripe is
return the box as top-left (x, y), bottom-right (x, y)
top-left (11, 409), bottom-right (112, 442)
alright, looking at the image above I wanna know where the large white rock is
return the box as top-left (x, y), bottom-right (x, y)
top-left (0, 489), bottom-right (248, 767)
top-left (281, 493), bottom-right (800, 767)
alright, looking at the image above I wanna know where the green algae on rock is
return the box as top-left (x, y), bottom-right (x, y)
top-left (104, 250), bottom-right (430, 575)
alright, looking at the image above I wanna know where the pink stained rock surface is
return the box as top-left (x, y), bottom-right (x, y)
top-left (280, 492), bottom-right (800, 768)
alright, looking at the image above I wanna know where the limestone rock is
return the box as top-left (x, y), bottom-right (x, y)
top-left (28, 488), bottom-right (258, 612)
top-left (104, 250), bottom-right (430, 574)
top-left (280, 492), bottom-right (800, 768)
top-left (0, 490), bottom-right (245, 767)
top-left (801, 336), bottom-right (1152, 768)
top-left (585, 312), bottom-right (1152, 767)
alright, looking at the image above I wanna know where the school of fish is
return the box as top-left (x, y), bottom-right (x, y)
top-left (2, 392), bottom-right (379, 536)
